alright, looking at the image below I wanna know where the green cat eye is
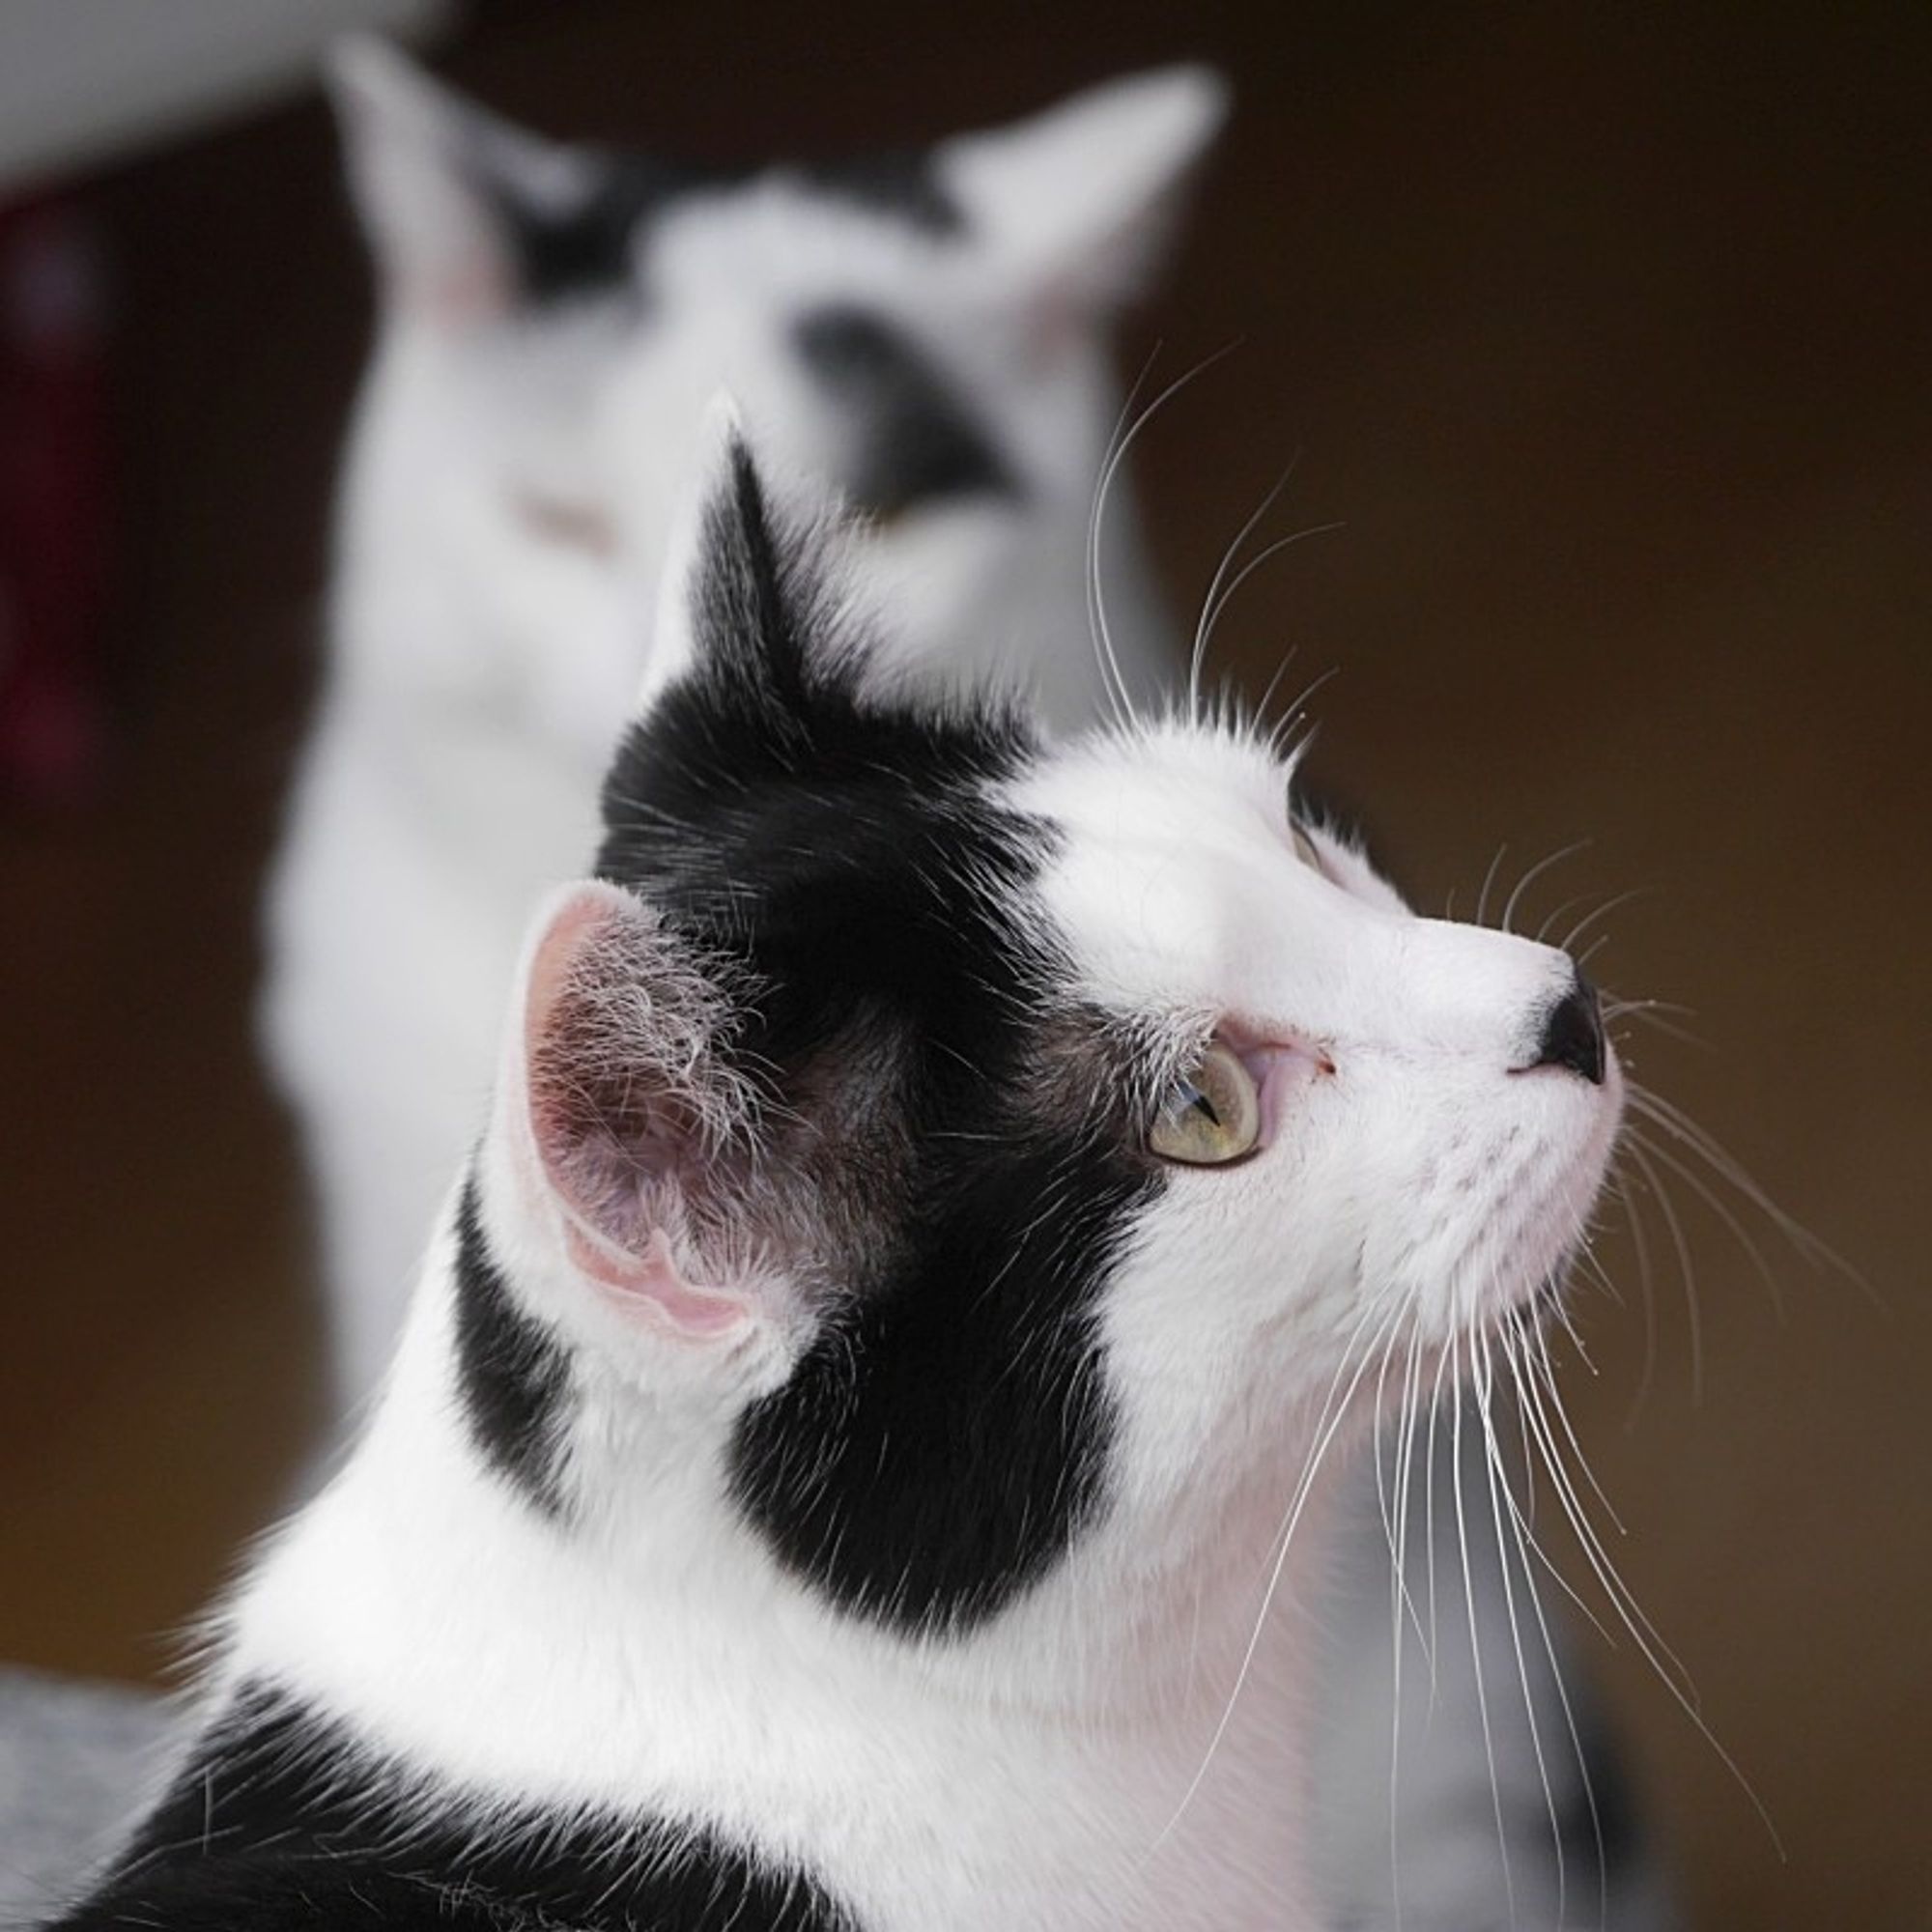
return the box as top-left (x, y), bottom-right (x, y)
top-left (1149, 1040), bottom-right (1263, 1166)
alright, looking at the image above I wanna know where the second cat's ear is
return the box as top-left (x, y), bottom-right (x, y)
top-left (938, 67), bottom-right (1229, 315)
top-left (325, 36), bottom-right (594, 325)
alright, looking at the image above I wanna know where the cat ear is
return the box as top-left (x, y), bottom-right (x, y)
top-left (633, 395), bottom-right (838, 715)
top-left (938, 67), bottom-right (1228, 316)
top-left (325, 36), bottom-right (598, 325)
top-left (492, 878), bottom-right (766, 1348)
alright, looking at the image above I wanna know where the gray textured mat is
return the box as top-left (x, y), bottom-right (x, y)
top-left (0, 1667), bottom-right (177, 1926)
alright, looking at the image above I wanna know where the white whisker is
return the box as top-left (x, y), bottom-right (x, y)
top-left (1513, 1358), bottom-right (1689, 1692)
top-left (1450, 1332), bottom-right (1517, 1926)
top-left (1498, 1317), bottom-right (1611, 1931)
top-left (1534, 891), bottom-right (1593, 946)
top-left (1385, 1323), bottom-right (1430, 1930)
top-left (1624, 1122), bottom-right (1786, 1319)
top-left (1522, 1318), bottom-right (1625, 1535)
top-left (1267, 666), bottom-right (1341, 762)
top-left (1474, 844), bottom-right (1510, 930)
top-left (1197, 522), bottom-right (1344, 682)
top-left (1501, 839), bottom-right (1591, 937)
top-left (1606, 1161), bottom-right (1662, 1428)
top-left (1189, 459), bottom-right (1299, 722)
top-left (1622, 1083), bottom-right (1876, 1304)
top-left (1089, 343), bottom-right (1240, 736)
top-left (1515, 1354), bottom-right (1786, 1855)
top-left (1557, 886), bottom-right (1648, 957)
top-left (1150, 1292), bottom-right (1405, 1853)
top-left (1620, 1136), bottom-right (1705, 1402)
top-left (1474, 1329), bottom-right (1564, 1930)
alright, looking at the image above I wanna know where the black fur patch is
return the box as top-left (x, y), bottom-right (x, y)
top-left (491, 154), bottom-right (673, 305)
top-left (490, 148), bottom-right (961, 307)
top-left (595, 441), bottom-right (1157, 1634)
top-left (451, 1176), bottom-right (571, 1513)
top-left (790, 151), bottom-right (963, 237)
top-left (793, 305), bottom-right (1018, 519)
top-left (52, 1683), bottom-right (856, 1931)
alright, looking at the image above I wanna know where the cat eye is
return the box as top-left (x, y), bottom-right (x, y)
top-left (1149, 1040), bottom-right (1263, 1167)
top-left (1291, 821), bottom-right (1322, 871)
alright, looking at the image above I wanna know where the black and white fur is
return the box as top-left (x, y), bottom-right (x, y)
top-left (245, 46), bottom-right (1670, 1929)
top-left (58, 427), bottom-right (1627, 1928)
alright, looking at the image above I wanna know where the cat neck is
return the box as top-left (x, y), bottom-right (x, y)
top-left (222, 1210), bottom-right (1336, 1930)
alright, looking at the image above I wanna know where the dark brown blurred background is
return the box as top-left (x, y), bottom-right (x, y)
top-left (2, 2), bottom-right (1926, 1925)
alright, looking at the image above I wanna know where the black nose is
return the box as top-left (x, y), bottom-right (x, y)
top-left (1532, 972), bottom-right (1605, 1085)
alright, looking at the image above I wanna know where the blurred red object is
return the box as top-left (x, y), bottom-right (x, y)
top-left (0, 195), bottom-right (110, 808)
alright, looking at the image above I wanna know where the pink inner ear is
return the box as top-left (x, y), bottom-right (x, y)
top-left (526, 889), bottom-right (612, 1037)
top-left (563, 1223), bottom-right (748, 1342)
top-left (523, 885), bottom-right (750, 1345)
top-left (524, 890), bottom-right (680, 1248)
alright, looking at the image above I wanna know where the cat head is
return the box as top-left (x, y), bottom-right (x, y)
top-left (443, 423), bottom-right (1625, 1648)
top-left (326, 40), bottom-right (1223, 745)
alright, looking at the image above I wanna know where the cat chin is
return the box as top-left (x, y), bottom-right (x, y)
top-left (1432, 1065), bottom-right (1625, 1342)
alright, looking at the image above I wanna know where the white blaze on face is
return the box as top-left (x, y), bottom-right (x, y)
top-left (1013, 717), bottom-right (1623, 1503)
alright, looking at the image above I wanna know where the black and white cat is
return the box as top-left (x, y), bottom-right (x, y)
top-left (57, 422), bottom-right (1626, 1929)
top-left (248, 45), bottom-right (1670, 1930)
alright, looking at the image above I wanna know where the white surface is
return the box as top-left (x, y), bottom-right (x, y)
top-left (0, 0), bottom-right (452, 194)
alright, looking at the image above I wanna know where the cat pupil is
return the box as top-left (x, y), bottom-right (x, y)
top-left (1188, 1083), bottom-right (1222, 1127)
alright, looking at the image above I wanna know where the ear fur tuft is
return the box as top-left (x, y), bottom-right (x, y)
top-left (634, 411), bottom-right (857, 720)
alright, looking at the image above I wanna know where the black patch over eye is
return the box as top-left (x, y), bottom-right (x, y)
top-left (791, 304), bottom-right (1020, 521)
